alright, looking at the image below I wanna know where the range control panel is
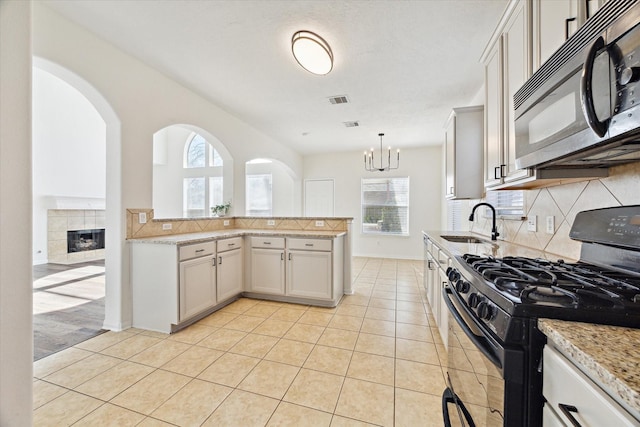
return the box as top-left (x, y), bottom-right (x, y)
top-left (570, 205), bottom-right (640, 249)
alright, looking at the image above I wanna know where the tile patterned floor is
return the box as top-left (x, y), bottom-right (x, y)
top-left (33, 257), bottom-right (447, 426)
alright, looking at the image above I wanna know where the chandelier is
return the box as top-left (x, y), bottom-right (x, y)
top-left (364, 133), bottom-right (400, 172)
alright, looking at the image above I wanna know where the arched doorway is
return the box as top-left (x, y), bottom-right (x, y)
top-left (33, 57), bottom-right (124, 337)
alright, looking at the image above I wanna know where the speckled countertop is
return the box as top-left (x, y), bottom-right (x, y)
top-left (128, 229), bottom-right (346, 245)
top-left (539, 319), bottom-right (640, 418)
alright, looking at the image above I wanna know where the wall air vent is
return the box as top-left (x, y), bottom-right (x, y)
top-left (343, 121), bottom-right (359, 128)
top-left (328, 95), bottom-right (349, 105)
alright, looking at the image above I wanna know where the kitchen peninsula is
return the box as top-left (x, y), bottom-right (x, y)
top-left (127, 210), bottom-right (352, 333)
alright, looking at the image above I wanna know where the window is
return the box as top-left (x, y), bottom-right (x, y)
top-left (246, 174), bottom-right (272, 216)
top-left (183, 133), bottom-right (224, 217)
top-left (361, 177), bottom-right (409, 235)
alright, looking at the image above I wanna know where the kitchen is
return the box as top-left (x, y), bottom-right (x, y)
top-left (2, 0), bottom-right (640, 425)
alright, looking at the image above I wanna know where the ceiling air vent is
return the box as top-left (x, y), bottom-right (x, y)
top-left (328, 95), bottom-right (349, 105)
top-left (343, 121), bottom-right (359, 128)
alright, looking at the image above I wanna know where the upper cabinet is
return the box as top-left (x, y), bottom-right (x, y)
top-left (444, 106), bottom-right (484, 200)
top-left (532, 0), bottom-right (609, 71)
top-left (481, 0), bottom-right (611, 190)
top-left (482, 0), bottom-right (532, 188)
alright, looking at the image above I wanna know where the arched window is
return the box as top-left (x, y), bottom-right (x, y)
top-left (183, 133), bottom-right (223, 217)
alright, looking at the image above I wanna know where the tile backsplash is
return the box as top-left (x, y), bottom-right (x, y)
top-left (464, 161), bottom-right (640, 260)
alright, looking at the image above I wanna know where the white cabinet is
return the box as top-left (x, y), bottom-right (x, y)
top-left (444, 106), bottom-right (484, 200)
top-left (533, 0), bottom-right (579, 71)
top-left (247, 236), bottom-right (343, 306)
top-left (287, 247), bottom-right (332, 299)
top-left (179, 253), bottom-right (216, 321)
top-left (543, 345), bottom-right (639, 426)
top-left (250, 237), bottom-right (285, 295)
top-left (216, 237), bottom-right (243, 302)
top-left (483, 0), bottom-right (532, 188)
top-left (424, 236), bottom-right (449, 348)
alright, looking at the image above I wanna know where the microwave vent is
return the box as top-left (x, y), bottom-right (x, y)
top-left (514, 0), bottom-right (636, 110)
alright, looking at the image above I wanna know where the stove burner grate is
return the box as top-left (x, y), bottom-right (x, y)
top-left (461, 254), bottom-right (640, 309)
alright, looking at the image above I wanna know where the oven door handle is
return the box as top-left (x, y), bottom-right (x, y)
top-left (442, 387), bottom-right (476, 427)
top-left (443, 286), bottom-right (503, 370)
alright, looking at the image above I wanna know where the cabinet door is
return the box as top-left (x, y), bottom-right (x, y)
top-left (536, 0), bottom-right (578, 70)
top-left (250, 248), bottom-right (285, 295)
top-left (444, 115), bottom-right (456, 198)
top-left (217, 248), bottom-right (243, 302)
top-left (502, 1), bottom-right (532, 183)
top-left (287, 250), bottom-right (332, 299)
top-left (179, 255), bottom-right (216, 321)
top-left (438, 267), bottom-right (449, 350)
top-left (484, 41), bottom-right (504, 187)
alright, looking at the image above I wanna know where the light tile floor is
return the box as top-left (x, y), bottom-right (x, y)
top-left (33, 257), bottom-right (447, 426)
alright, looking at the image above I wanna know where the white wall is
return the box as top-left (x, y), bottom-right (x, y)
top-left (246, 160), bottom-right (298, 216)
top-left (33, 3), bottom-right (303, 332)
top-left (303, 146), bottom-right (442, 260)
top-left (0, 1), bottom-right (33, 424)
top-left (32, 67), bottom-right (106, 264)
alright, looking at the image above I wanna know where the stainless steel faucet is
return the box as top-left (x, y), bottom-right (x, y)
top-left (469, 202), bottom-right (500, 241)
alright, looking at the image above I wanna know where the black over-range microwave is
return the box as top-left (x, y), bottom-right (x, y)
top-left (515, 0), bottom-right (640, 170)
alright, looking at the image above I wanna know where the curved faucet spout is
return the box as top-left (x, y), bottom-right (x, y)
top-left (469, 202), bottom-right (500, 241)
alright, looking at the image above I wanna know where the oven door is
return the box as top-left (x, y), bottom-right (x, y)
top-left (442, 286), bottom-right (506, 427)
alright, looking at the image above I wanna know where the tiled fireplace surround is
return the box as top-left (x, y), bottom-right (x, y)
top-left (48, 209), bottom-right (106, 264)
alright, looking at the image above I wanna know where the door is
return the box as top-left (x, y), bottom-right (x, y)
top-left (179, 254), bottom-right (216, 321)
top-left (217, 248), bottom-right (243, 302)
top-left (287, 250), bottom-right (332, 299)
top-left (484, 41), bottom-right (504, 187)
top-left (250, 248), bottom-right (285, 294)
top-left (444, 115), bottom-right (456, 198)
top-left (304, 179), bottom-right (334, 216)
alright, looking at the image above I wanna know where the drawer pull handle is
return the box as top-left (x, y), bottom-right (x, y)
top-left (195, 249), bottom-right (205, 253)
top-left (558, 403), bottom-right (582, 427)
top-left (305, 243), bottom-right (314, 247)
top-left (264, 241), bottom-right (271, 245)
top-left (228, 243), bottom-right (236, 247)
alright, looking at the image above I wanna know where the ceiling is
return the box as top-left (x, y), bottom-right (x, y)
top-left (41, 0), bottom-right (509, 156)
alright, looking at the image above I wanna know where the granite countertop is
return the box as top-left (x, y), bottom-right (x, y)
top-left (539, 318), bottom-right (640, 419)
top-left (422, 230), bottom-right (574, 261)
top-left (128, 229), bottom-right (347, 245)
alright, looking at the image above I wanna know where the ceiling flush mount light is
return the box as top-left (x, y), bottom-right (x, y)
top-left (365, 133), bottom-right (400, 172)
top-left (291, 30), bottom-right (333, 75)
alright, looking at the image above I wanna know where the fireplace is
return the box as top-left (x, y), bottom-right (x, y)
top-left (67, 229), bottom-right (105, 253)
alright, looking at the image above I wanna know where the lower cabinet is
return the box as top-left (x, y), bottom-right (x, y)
top-left (287, 248), bottom-right (332, 299)
top-left (249, 237), bottom-right (286, 295)
top-left (217, 238), bottom-right (243, 302)
top-left (179, 254), bottom-right (216, 321)
top-left (423, 235), bottom-right (450, 349)
top-left (543, 345), bottom-right (639, 426)
top-left (247, 235), bottom-right (343, 306)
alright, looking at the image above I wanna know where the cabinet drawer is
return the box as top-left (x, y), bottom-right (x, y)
top-left (287, 238), bottom-right (332, 251)
top-left (179, 241), bottom-right (216, 261)
top-left (218, 237), bottom-right (242, 252)
top-left (251, 236), bottom-right (285, 249)
top-left (543, 346), bottom-right (638, 426)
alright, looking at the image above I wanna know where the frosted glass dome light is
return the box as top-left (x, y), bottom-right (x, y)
top-left (291, 31), bottom-right (333, 75)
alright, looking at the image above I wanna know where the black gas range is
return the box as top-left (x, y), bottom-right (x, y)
top-left (442, 206), bottom-right (640, 426)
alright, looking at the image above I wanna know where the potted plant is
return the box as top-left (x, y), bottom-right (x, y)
top-left (211, 201), bottom-right (231, 217)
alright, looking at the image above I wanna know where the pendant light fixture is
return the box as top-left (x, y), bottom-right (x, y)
top-left (364, 133), bottom-right (400, 172)
top-left (291, 31), bottom-right (333, 75)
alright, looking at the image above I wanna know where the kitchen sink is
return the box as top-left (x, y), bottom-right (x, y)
top-left (440, 235), bottom-right (492, 244)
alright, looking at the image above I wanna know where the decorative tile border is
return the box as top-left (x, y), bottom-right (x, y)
top-left (126, 209), bottom-right (352, 239)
